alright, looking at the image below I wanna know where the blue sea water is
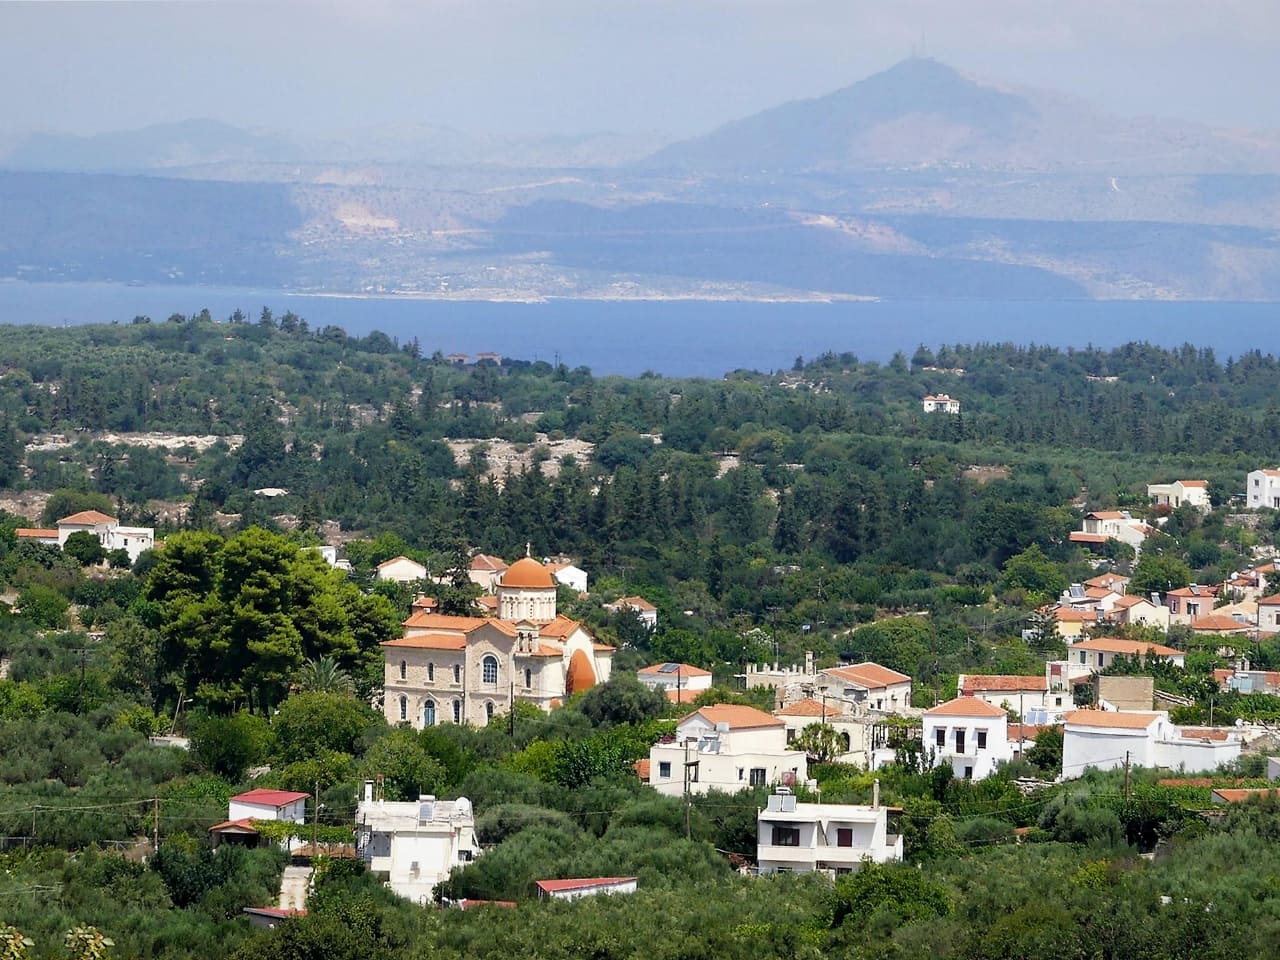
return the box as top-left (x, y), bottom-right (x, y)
top-left (0, 281), bottom-right (1277, 378)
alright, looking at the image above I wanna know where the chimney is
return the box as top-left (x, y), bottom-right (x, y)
top-left (872, 778), bottom-right (880, 810)
top-left (362, 779), bottom-right (374, 803)
top-left (804, 650), bottom-right (815, 676)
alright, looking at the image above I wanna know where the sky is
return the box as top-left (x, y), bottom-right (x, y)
top-left (2, 0), bottom-right (1278, 139)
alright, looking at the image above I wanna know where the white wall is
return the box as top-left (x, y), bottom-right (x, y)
top-left (648, 742), bottom-right (808, 797)
top-left (227, 798), bottom-right (307, 823)
top-left (922, 716), bottom-right (1011, 780)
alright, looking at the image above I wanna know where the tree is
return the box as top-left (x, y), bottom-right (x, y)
top-left (1025, 726), bottom-right (1063, 775)
top-left (1130, 551), bottom-right (1192, 597)
top-left (832, 861), bottom-right (950, 929)
top-left (999, 544), bottom-right (1068, 604)
top-left (575, 675), bottom-right (667, 727)
top-left (40, 489), bottom-right (115, 526)
top-left (16, 584), bottom-right (69, 629)
top-left (63, 530), bottom-right (107, 566)
top-left (294, 657), bottom-right (355, 696)
top-left (360, 728), bottom-right (446, 801)
top-left (271, 692), bottom-right (378, 765)
top-left (794, 722), bottom-right (845, 763)
top-left (189, 711), bottom-right (272, 780)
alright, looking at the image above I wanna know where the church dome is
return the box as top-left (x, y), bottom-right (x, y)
top-left (566, 649), bottom-right (597, 695)
top-left (501, 557), bottom-right (555, 589)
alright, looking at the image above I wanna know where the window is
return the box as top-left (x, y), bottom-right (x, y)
top-left (836, 828), bottom-right (853, 847)
top-left (453, 664), bottom-right (461, 683)
top-left (749, 768), bottom-right (767, 786)
top-left (964, 766), bottom-right (973, 779)
top-left (1054, 697), bottom-right (1063, 707)
top-left (771, 826), bottom-right (800, 847)
top-left (398, 695), bottom-right (407, 721)
top-left (485, 701), bottom-right (495, 723)
top-left (976, 730), bottom-right (988, 750)
top-left (658, 761), bottom-right (671, 778)
top-left (399, 660), bottom-right (406, 681)
top-left (427, 663), bottom-right (434, 681)
top-left (424, 700), bottom-right (436, 726)
top-left (935, 727), bottom-right (945, 748)
top-left (1079, 651), bottom-right (1087, 664)
top-left (1097, 654), bottom-right (1105, 668)
top-left (482, 655), bottom-right (498, 684)
top-left (1187, 602), bottom-right (1200, 617)
top-left (955, 730), bottom-right (966, 753)
top-left (524, 667), bottom-right (532, 688)
top-left (452, 699), bottom-right (461, 723)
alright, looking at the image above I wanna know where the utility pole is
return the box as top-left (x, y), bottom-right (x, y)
top-left (509, 679), bottom-right (516, 737)
top-left (153, 798), bottom-right (160, 853)
top-left (1123, 751), bottom-right (1131, 801)
top-left (313, 780), bottom-right (320, 852)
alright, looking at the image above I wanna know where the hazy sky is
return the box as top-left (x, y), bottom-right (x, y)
top-left (3, 0), bottom-right (1278, 138)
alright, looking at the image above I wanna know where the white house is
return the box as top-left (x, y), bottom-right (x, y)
top-left (922, 697), bottom-right (1013, 780)
top-left (355, 788), bottom-right (480, 905)
top-left (816, 662), bottom-right (913, 714)
top-left (546, 561), bottom-right (588, 594)
top-left (1248, 469), bottom-right (1280, 510)
top-left (1067, 636), bottom-right (1185, 671)
top-left (1069, 511), bottom-right (1154, 553)
top-left (756, 786), bottom-right (901, 876)
top-left (604, 595), bottom-right (658, 629)
top-left (957, 675), bottom-right (1052, 715)
top-left (376, 555), bottom-right (428, 583)
top-left (636, 662), bottom-right (713, 700)
top-left (210, 788), bottom-right (310, 850)
top-left (535, 877), bottom-right (637, 900)
top-left (1147, 480), bottom-right (1211, 512)
top-left (1062, 710), bottom-right (1242, 779)
top-left (648, 704), bottom-right (807, 797)
top-left (921, 394), bottom-right (960, 414)
top-left (55, 510), bottom-right (155, 563)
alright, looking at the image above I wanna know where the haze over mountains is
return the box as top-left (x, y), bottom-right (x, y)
top-left (3, 58), bottom-right (1280, 301)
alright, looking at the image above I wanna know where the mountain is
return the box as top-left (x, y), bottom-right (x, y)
top-left (1, 118), bottom-right (302, 172)
top-left (646, 57), bottom-right (1280, 174)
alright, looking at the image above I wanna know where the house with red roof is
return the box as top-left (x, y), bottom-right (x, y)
top-left (923, 697), bottom-right (1012, 780)
top-left (957, 674), bottom-right (1059, 716)
top-left (636, 662), bottom-right (712, 699)
top-left (382, 557), bottom-right (613, 728)
top-left (1147, 480), bottom-right (1211, 512)
top-left (535, 877), bottom-right (637, 900)
top-left (603, 595), bottom-right (658, 629)
top-left (1067, 636), bottom-right (1185, 671)
top-left (376, 555), bottom-right (428, 584)
top-left (1070, 510), bottom-right (1156, 554)
top-left (467, 553), bottom-right (509, 593)
top-left (647, 703), bottom-right (807, 798)
top-left (816, 661), bottom-right (913, 714)
top-left (210, 788), bottom-right (310, 851)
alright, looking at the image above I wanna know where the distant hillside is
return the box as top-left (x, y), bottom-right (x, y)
top-left (646, 57), bottom-right (1280, 175)
top-left (1, 119), bottom-right (300, 172)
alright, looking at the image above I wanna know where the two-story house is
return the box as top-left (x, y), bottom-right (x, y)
top-left (816, 662), bottom-right (913, 714)
top-left (1247, 469), bottom-right (1280, 510)
top-left (921, 394), bottom-right (961, 414)
top-left (922, 697), bottom-right (1012, 780)
top-left (756, 786), bottom-right (901, 876)
top-left (355, 786), bottom-right (480, 905)
top-left (381, 557), bottom-right (613, 727)
top-left (958, 675), bottom-right (1053, 716)
top-left (209, 788), bottom-right (310, 850)
top-left (636, 662), bottom-right (713, 701)
top-left (53, 510), bottom-right (155, 563)
top-left (1070, 511), bottom-right (1155, 554)
top-left (647, 704), bottom-right (807, 797)
top-left (1164, 584), bottom-right (1219, 625)
top-left (1067, 636), bottom-right (1185, 671)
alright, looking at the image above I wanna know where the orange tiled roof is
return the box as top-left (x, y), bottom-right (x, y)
top-left (1212, 788), bottom-right (1280, 803)
top-left (1064, 710), bottom-right (1163, 729)
top-left (1166, 585), bottom-right (1219, 598)
top-left (377, 554), bottom-right (424, 570)
top-left (538, 616), bottom-right (582, 639)
top-left (926, 697), bottom-right (1008, 718)
top-left (774, 698), bottom-right (844, 718)
top-left (1178, 480), bottom-right (1209, 487)
top-left (1085, 573), bottom-right (1129, 589)
top-left (57, 510), bottom-right (117, 525)
top-left (664, 688), bottom-right (700, 704)
top-left (960, 675), bottom-right (1048, 693)
top-left (608, 595), bottom-right (657, 611)
top-left (401, 612), bottom-right (517, 637)
top-left (824, 661), bottom-right (912, 688)
top-left (1189, 614), bottom-right (1252, 632)
top-left (15, 528), bottom-right (58, 538)
top-left (1086, 510), bottom-right (1126, 519)
top-left (470, 553), bottom-right (508, 572)
top-left (638, 662), bottom-right (712, 678)
top-left (382, 633), bottom-right (467, 651)
top-left (1069, 532), bottom-right (1108, 544)
top-left (684, 703), bottom-right (784, 730)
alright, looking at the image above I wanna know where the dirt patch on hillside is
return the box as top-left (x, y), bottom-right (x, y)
top-left (962, 465), bottom-right (1010, 484)
top-left (444, 435), bottom-right (595, 481)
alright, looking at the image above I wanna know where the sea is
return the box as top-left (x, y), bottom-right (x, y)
top-left (1, 281), bottom-right (1278, 378)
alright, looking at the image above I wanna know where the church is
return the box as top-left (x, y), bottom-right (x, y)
top-left (381, 556), bottom-right (614, 728)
